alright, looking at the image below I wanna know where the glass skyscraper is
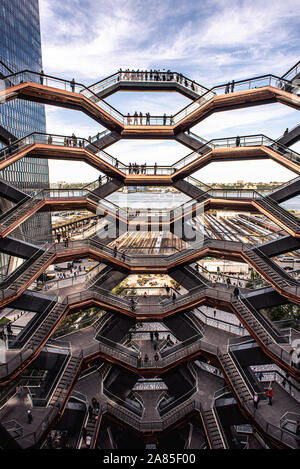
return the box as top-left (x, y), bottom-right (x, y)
top-left (0, 0), bottom-right (51, 276)
top-left (0, 0), bottom-right (49, 188)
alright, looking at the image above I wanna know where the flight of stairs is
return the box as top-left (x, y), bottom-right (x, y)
top-left (0, 196), bottom-right (43, 235)
top-left (87, 131), bottom-right (121, 151)
top-left (256, 197), bottom-right (300, 234)
top-left (2, 248), bottom-right (54, 299)
top-left (202, 408), bottom-right (226, 449)
top-left (49, 355), bottom-right (82, 409)
top-left (90, 178), bottom-right (124, 199)
top-left (231, 298), bottom-right (273, 346)
top-left (28, 301), bottom-right (67, 348)
top-left (245, 248), bottom-right (297, 292)
top-left (269, 176), bottom-right (300, 204)
top-left (173, 179), bottom-right (208, 200)
top-left (218, 353), bottom-right (251, 404)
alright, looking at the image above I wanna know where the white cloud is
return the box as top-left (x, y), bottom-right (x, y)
top-left (192, 104), bottom-right (297, 138)
top-left (38, 0), bottom-right (300, 183)
top-left (39, 0), bottom-right (299, 85)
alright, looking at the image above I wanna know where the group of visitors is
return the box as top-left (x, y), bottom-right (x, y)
top-left (224, 80), bottom-right (235, 94)
top-left (40, 70), bottom-right (76, 93)
top-left (253, 387), bottom-right (274, 409)
top-left (63, 133), bottom-right (84, 147)
top-left (56, 264), bottom-right (81, 280)
top-left (46, 132), bottom-right (111, 149)
top-left (138, 352), bottom-right (158, 365)
top-left (126, 112), bottom-right (174, 125)
top-left (56, 233), bottom-right (71, 246)
top-left (164, 284), bottom-right (177, 303)
top-left (137, 331), bottom-right (160, 366)
top-left (127, 162), bottom-right (158, 174)
top-left (117, 69), bottom-right (199, 92)
top-left (46, 133), bottom-right (86, 148)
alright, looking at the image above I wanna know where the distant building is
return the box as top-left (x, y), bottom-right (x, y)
top-left (0, 0), bottom-right (51, 277)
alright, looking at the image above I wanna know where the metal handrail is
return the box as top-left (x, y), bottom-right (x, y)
top-left (172, 73), bottom-right (299, 124)
top-left (87, 70), bottom-right (209, 95)
top-left (281, 61), bottom-right (300, 80)
top-left (1, 69), bottom-right (298, 128)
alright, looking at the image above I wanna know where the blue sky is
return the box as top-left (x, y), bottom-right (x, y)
top-left (39, 0), bottom-right (300, 183)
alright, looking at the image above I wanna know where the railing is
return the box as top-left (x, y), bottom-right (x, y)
top-left (93, 312), bottom-right (113, 336)
top-left (84, 330), bottom-right (208, 369)
top-left (281, 61), bottom-right (300, 82)
top-left (0, 189), bottom-right (44, 229)
top-left (159, 386), bottom-right (197, 416)
top-left (87, 70), bottom-right (209, 97)
top-left (12, 406), bottom-right (58, 449)
top-left (195, 360), bottom-right (224, 378)
top-left (227, 305), bottom-right (294, 370)
top-left (7, 298), bottom-right (57, 350)
top-left (71, 390), bottom-right (88, 404)
top-left (0, 298), bottom-right (69, 380)
top-left (0, 241), bottom-right (53, 300)
top-left (194, 308), bottom-right (247, 337)
top-left (0, 181), bottom-right (131, 229)
top-left (1, 69), bottom-right (125, 124)
top-left (0, 240), bottom-right (298, 373)
top-left (124, 164), bottom-right (174, 175)
top-left (277, 123), bottom-right (300, 141)
top-left (25, 350), bottom-right (70, 406)
top-left (120, 286), bottom-right (174, 296)
top-left (213, 386), bottom-right (232, 400)
top-left (195, 262), bottom-right (268, 290)
top-left (2, 419), bottom-right (23, 439)
top-left (1, 131), bottom-right (299, 185)
top-left (170, 134), bottom-right (300, 172)
top-left (51, 309), bottom-right (105, 339)
top-left (185, 131), bottom-right (210, 145)
top-left (41, 262), bottom-right (105, 293)
top-left (66, 287), bottom-right (132, 312)
top-left (252, 365), bottom-right (300, 403)
top-left (1, 70), bottom-right (298, 127)
top-left (257, 195), bottom-right (300, 231)
top-left (103, 395), bottom-right (201, 432)
top-left (217, 348), bottom-right (300, 448)
top-left (253, 244), bottom-right (299, 290)
top-left (0, 241), bottom-right (47, 284)
top-left (242, 396), bottom-right (300, 448)
top-left (117, 246), bottom-right (180, 255)
top-left (270, 175), bottom-right (300, 196)
top-left (172, 74), bottom-right (299, 125)
top-left (184, 175), bottom-right (213, 191)
top-left (0, 131), bottom-right (128, 173)
top-left (89, 129), bottom-right (112, 144)
top-left (280, 411), bottom-right (300, 437)
top-left (103, 386), bottom-right (143, 417)
top-left (1, 236), bottom-right (298, 306)
top-left (238, 295), bottom-right (290, 344)
top-left (82, 178), bottom-right (108, 191)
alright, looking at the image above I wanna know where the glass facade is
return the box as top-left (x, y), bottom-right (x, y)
top-left (0, 0), bottom-right (49, 190)
top-left (0, 0), bottom-right (52, 276)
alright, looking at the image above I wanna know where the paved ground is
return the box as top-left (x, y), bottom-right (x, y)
top-left (252, 382), bottom-right (300, 428)
top-left (195, 367), bottom-right (225, 409)
top-left (0, 392), bottom-right (55, 448)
